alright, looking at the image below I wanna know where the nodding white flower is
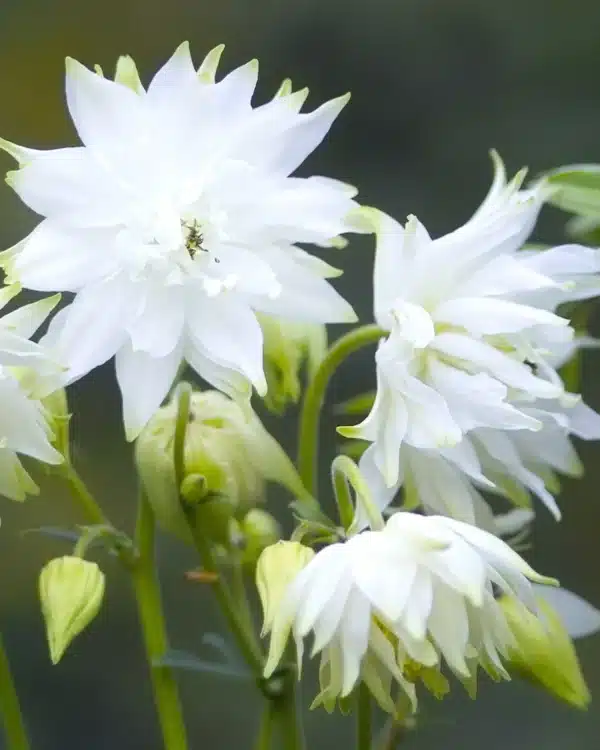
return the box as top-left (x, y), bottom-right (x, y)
top-left (0, 286), bottom-right (63, 500)
top-left (262, 512), bottom-right (555, 712)
top-left (0, 43), bottom-right (359, 439)
top-left (356, 393), bottom-right (600, 529)
top-left (341, 153), bottom-right (600, 487)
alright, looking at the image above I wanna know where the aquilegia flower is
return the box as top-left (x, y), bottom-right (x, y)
top-left (260, 512), bottom-right (555, 713)
top-left (342, 153), bottom-right (600, 489)
top-left (0, 286), bottom-right (63, 500)
top-left (0, 43), bottom-right (358, 438)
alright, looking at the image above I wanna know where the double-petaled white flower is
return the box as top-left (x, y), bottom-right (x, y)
top-left (0, 286), bottom-right (63, 500)
top-left (0, 43), bottom-right (358, 439)
top-left (261, 512), bottom-right (555, 712)
top-left (341, 154), bottom-right (600, 488)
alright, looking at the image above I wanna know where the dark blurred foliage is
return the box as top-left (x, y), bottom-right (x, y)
top-left (1, 1), bottom-right (600, 748)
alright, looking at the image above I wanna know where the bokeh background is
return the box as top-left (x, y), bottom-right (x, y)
top-left (1, 0), bottom-right (600, 747)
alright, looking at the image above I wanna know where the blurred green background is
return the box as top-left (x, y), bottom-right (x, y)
top-left (1, 0), bottom-right (600, 747)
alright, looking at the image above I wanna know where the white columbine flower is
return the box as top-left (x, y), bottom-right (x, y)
top-left (341, 153), bottom-right (600, 487)
top-left (0, 43), bottom-right (359, 439)
top-left (0, 286), bottom-right (63, 500)
top-left (263, 512), bottom-right (555, 712)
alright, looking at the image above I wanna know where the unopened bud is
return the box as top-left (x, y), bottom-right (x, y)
top-left (135, 389), bottom-right (306, 542)
top-left (256, 541), bottom-right (315, 677)
top-left (39, 556), bottom-right (105, 664)
top-left (258, 313), bottom-right (327, 414)
top-left (240, 509), bottom-right (281, 565)
top-left (500, 594), bottom-right (591, 709)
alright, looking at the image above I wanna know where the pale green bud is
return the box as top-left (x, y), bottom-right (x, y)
top-left (240, 509), bottom-right (281, 565)
top-left (39, 556), bottom-right (105, 664)
top-left (135, 389), bottom-right (307, 542)
top-left (257, 541), bottom-right (315, 677)
top-left (500, 595), bottom-right (591, 709)
top-left (41, 387), bottom-right (71, 458)
top-left (258, 313), bottom-right (327, 414)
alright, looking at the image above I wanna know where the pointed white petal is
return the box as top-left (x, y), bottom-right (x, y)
top-left (532, 585), bottom-right (600, 639)
top-left (116, 341), bottom-right (183, 440)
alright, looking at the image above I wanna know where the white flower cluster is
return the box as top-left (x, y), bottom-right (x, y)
top-left (1, 43), bottom-right (599, 714)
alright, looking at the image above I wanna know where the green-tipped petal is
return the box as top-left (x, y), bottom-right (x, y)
top-left (197, 44), bottom-right (225, 83)
top-left (114, 55), bottom-right (144, 93)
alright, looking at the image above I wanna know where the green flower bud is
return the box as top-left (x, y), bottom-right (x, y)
top-left (500, 594), bottom-right (591, 709)
top-left (135, 389), bottom-right (307, 542)
top-left (257, 541), bottom-right (315, 677)
top-left (258, 313), bottom-right (327, 414)
top-left (41, 387), bottom-right (71, 458)
top-left (39, 556), bottom-right (105, 664)
top-left (239, 509), bottom-right (282, 566)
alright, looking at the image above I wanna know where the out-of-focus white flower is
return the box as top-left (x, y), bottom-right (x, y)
top-left (0, 286), bottom-right (63, 500)
top-left (0, 43), bottom-right (359, 439)
top-left (262, 512), bottom-right (555, 712)
top-left (341, 153), bottom-right (600, 488)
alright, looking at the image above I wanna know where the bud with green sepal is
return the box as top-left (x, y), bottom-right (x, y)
top-left (500, 594), bottom-right (591, 709)
top-left (135, 387), bottom-right (309, 542)
top-left (258, 313), bottom-right (327, 414)
top-left (39, 556), bottom-right (105, 664)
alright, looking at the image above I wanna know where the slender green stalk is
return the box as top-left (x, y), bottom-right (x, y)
top-left (59, 463), bottom-right (106, 526)
top-left (132, 490), bottom-right (189, 750)
top-left (254, 701), bottom-right (275, 750)
top-left (0, 633), bottom-right (29, 750)
top-left (187, 523), bottom-right (264, 674)
top-left (172, 383), bottom-right (263, 675)
top-left (271, 677), bottom-right (305, 750)
top-left (297, 325), bottom-right (385, 496)
top-left (356, 682), bottom-right (372, 750)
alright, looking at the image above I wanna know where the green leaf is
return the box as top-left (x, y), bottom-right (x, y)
top-left (21, 526), bottom-right (80, 543)
top-left (545, 165), bottom-right (600, 218)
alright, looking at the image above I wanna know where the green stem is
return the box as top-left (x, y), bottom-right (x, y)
top-left (297, 325), bottom-right (385, 496)
top-left (356, 682), bottom-right (372, 750)
top-left (59, 463), bottom-right (106, 526)
top-left (187, 523), bottom-right (264, 675)
top-left (254, 701), bottom-right (275, 750)
top-left (272, 678), bottom-right (305, 750)
top-left (172, 382), bottom-right (263, 676)
top-left (0, 632), bottom-right (29, 750)
top-left (132, 490), bottom-right (189, 750)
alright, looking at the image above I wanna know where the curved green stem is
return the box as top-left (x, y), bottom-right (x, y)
top-left (59, 462), bottom-right (106, 526)
top-left (356, 682), bottom-right (372, 750)
top-left (272, 676), bottom-right (305, 750)
top-left (0, 632), bottom-right (29, 750)
top-left (297, 325), bottom-right (385, 497)
top-left (172, 383), bottom-right (263, 675)
top-left (132, 490), bottom-right (189, 750)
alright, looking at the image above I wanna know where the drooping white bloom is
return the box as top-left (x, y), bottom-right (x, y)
top-left (356, 391), bottom-right (600, 528)
top-left (262, 512), bottom-right (555, 711)
top-left (342, 154), bottom-right (600, 487)
top-left (0, 43), bottom-right (359, 439)
top-left (0, 286), bottom-right (63, 500)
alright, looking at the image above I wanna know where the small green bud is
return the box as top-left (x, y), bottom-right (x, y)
top-left (500, 595), bottom-right (591, 709)
top-left (258, 313), bottom-right (327, 414)
top-left (39, 556), bottom-right (105, 664)
top-left (257, 541), bottom-right (315, 677)
top-left (240, 509), bottom-right (282, 565)
top-left (135, 389), bottom-right (306, 542)
top-left (41, 387), bottom-right (71, 458)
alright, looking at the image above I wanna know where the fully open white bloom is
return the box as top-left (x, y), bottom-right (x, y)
top-left (0, 43), bottom-right (359, 438)
top-left (0, 286), bottom-right (63, 500)
top-left (342, 154), bottom-right (600, 487)
top-left (263, 512), bottom-right (555, 711)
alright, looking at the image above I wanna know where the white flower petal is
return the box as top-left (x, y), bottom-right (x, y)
top-left (435, 297), bottom-right (567, 336)
top-left (532, 585), bottom-right (600, 639)
top-left (116, 341), bottom-right (183, 440)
